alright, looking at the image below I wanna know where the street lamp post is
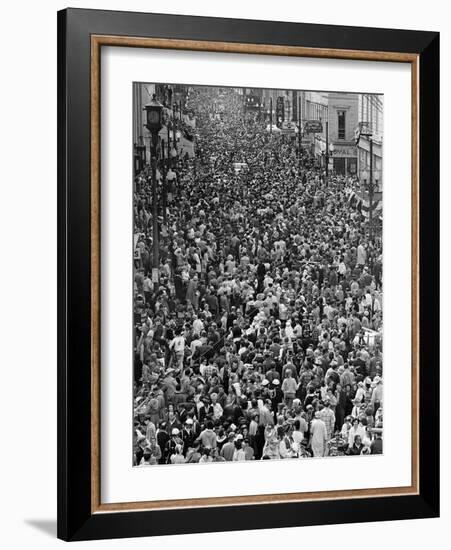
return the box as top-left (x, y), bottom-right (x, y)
top-left (373, 169), bottom-right (381, 191)
top-left (144, 94), bottom-right (164, 289)
top-left (138, 135), bottom-right (146, 171)
top-left (325, 119), bottom-right (329, 183)
top-left (328, 142), bottom-right (335, 182)
top-left (360, 152), bottom-right (374, 243)
top-left (133, 143), bottom-right (140, 176)
top-left (298, 93), bottom-right (302, 166)
top-left (361, 169), bottom-right (369, 187)
top-left (161, 138), bottom-right (167, 228)
top-left (360, 164), bottom-right (373, 241)
top-left (369, 136), bottom-right (374, 242)
top-left (167, 120), bottom-right (171, 164)
top-left (173, 103), bottom-right (178, 161)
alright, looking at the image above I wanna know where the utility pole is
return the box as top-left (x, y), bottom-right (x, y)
top-left (325, 119), bottom-right (329, 185)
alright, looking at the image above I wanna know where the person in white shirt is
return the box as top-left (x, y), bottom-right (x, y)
top-left (292, 418), bottom-right (308, 447)
top-left (232, 437), bottom-right (246, 461)
top-left (348, 418), bottom-right (366, 447)
top-left (357, 242), bottom-right (367, 266)
top-left (210, 393), bottom-right (223, 420)
top-left (169, 331), bottom-right (186, 369)
top-left (192, 314), bottom-right (204, 336)
top-left (190, 336), bottom-right (202, 358)
top-left (341, 417), bottom-right (353, 441)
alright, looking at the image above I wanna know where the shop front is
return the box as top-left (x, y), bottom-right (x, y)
top-left (331, 144), bottom-right (358, 176)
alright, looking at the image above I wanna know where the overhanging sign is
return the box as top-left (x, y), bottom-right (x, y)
top-left (304, 120), bottom-right (323, 133)
top-left (281, 121), bottom-right (296, 134)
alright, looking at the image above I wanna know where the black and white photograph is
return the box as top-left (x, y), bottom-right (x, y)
top-left (0, 0), bottom-right (444, 545)
top-left (132, 83), bottom-right (384, 466)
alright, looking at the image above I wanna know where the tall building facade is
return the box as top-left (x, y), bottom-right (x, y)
top-left (133, 83), bottom-right (156, 147)
top-left (357, 94), bottom-right (383, 189)
top-left (300, 92), bottom-right (359, 176)
top-left (327, 92), bottom-right (359, 176)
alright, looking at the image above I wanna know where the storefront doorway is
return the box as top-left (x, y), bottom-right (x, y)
top-left (333, 157), bottom-right (357, 176)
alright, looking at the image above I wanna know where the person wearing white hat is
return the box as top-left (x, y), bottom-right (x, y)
top-left (181, 418), bottom-right (196, 454)
top-left (163, 427), bottom-right (183, 464)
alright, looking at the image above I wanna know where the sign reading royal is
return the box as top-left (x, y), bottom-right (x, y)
top-left (332, 146), bottom-right (357, 158)
top-left (304, 120), bottom-right (323, 133)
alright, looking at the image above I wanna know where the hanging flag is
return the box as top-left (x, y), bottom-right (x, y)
top-left (361, 201), bottom-right (382, 218)
top-left (355, 191), bottom-right (383, 218)
top-left (346, 189), bottom-right (361, 209)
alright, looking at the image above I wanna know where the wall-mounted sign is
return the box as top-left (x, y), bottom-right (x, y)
top-left (245, 94), bottom-right (261, 110)
top-left (281, 121), bottom-right (297, 134)
top-left (332, 145), bottom-right (357, 157)
top-left (304, 120), bottom-right (323, 133)
top-left (276, 96), bottom-right (285, 127)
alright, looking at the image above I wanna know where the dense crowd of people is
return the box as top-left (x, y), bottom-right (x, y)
top-left (133, 87), bottom-right (383, 467)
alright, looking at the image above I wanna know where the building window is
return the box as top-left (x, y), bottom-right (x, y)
top-left (337, 110), bottom-right (346, 139)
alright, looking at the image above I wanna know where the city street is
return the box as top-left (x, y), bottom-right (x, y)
top-left (133, 85), bottom-right (383, 465)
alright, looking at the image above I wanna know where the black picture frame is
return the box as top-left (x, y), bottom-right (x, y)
top-left (57, 8), bottom-right (439, 541)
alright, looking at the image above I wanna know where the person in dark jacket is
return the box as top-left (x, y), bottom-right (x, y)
top-left (346, 434), bottom-right (364, 455)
